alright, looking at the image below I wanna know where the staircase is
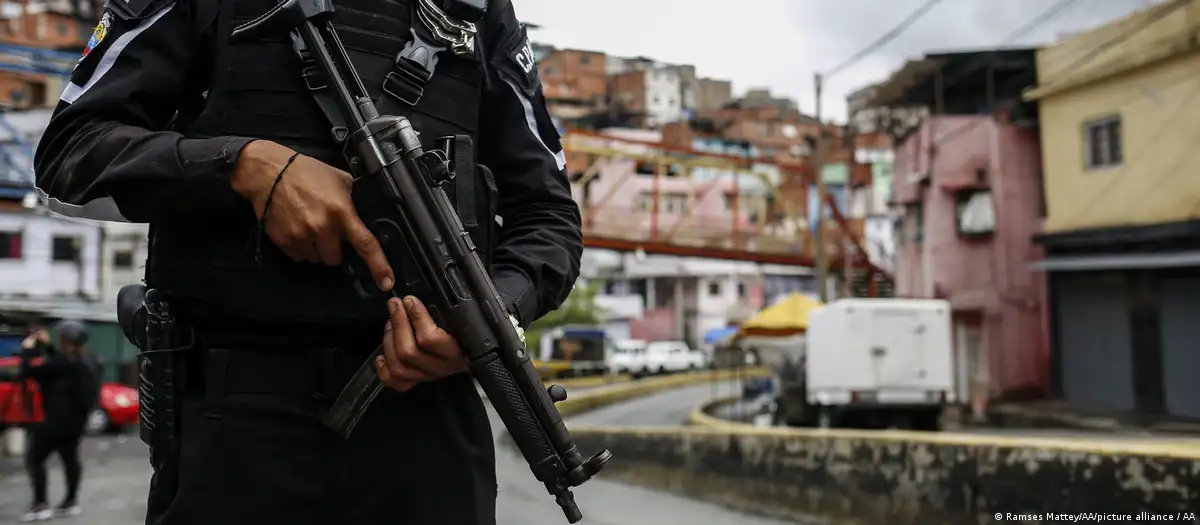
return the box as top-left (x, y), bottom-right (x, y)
top-left (847, 268), bottom-right (895, 298)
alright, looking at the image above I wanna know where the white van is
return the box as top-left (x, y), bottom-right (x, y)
top-left (606, 339), bottom-right (647, 375)
top-left (643, 341), bottom-right (706, 375)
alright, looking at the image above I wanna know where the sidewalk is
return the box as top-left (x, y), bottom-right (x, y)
top-left (985, 400), bottom-right (1200, 436)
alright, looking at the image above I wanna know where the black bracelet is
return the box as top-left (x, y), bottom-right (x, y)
top-left (254, 151), bottom-right (301, 264)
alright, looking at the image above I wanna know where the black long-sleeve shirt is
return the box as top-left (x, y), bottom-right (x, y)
top-left (33, 0), bottom-right (582, 327)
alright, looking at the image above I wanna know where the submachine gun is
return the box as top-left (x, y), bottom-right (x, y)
top-left (228, 0), bottom-right (611, 522)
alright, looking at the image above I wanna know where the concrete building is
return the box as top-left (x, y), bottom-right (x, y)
top-left (692, 77), bottom-right (733, 112)
top-left (0, 208), bottom-right (101, 300)
top-left (0, 106), bottom-right (145, 379)
top-left (581, 249), bottom-right (808, 349)
top-left (1024, 0), bottom-right (1200, 420)
top-left (537, 48), bottom-right (608, 121)
top-left (865, 47), bottom-right (1049, 412)
top-left (608, 67), bottom-right (684, 128)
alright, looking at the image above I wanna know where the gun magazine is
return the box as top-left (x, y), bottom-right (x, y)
top-left (323, 345), bottom-right (387, 438)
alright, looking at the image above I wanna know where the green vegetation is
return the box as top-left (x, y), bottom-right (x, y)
top-left (526, 282), bottom-right (603, 348)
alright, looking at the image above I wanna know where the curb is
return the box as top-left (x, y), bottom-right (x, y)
top-left (683, 393), bottom-right (1200, 460)
top-left (686, 395), bottom-right (744, 429)
top-left (557, 368), bottom-right (772, 418)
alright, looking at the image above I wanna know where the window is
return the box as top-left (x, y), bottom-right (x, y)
top-left (663, 194), bottom-right (688, 214)
top-left (902, 203), bottom-right (923, 245)
top-left (114, 250), bottom-right (134, 269)
top-left (0, 231), bottom-right (21, 259)
top-left (955, 190), bottom-right (995, 236)
top-left (737, 282), bottom-right (746, 298)
top-left (51, 236), bottom-right (81, 263)
top-left (579, 55), bottom-right (591, 64)
top-left (708, 281), bottom-right (721, 296)
top-left (1084, 116), bottom-right (1122, 169)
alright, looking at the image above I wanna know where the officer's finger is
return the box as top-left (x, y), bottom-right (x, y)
top-left (375, 356), bottom-right (416, 392)
top-left (383, 298), bottom-right (421, 382)
top-left (403, 297), bottom-right (440, 344)
top-left (405, 297), bottom-right (460, 362)
top-left (341, 213), bottom-right (394, 291)
top-left (397, 342), bottom-right (447, 379)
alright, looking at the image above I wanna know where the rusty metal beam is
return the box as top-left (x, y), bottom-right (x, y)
top-left (583, 235), bottom-right (868, 269)
top-left (822, 192), bottom-right (894, 282)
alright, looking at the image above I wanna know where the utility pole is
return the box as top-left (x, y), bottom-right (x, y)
top-left (812, 73), bottom-right (829, 302)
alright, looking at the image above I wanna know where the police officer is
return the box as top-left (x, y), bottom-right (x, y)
top-left (33, 0), bottom-right (582, 522)
top-left (17, 321), bottom-right (97, 521)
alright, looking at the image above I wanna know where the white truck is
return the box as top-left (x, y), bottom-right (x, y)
top-left (778, 298), bottom-right (954, 430)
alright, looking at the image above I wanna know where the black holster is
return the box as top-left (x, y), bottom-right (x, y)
top-left (118, 285), bottom-right (188, 482)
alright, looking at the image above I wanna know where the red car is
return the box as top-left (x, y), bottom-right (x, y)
top-left (0, 356), bottom-right (139, 434)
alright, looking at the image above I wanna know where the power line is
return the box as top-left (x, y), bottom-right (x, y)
top-left (1034, 0), bottom-right (1186, 90)
top-left (823, 0), bottom-right (950, 78)
top-left (932, 0), bottom-right (1182, 148)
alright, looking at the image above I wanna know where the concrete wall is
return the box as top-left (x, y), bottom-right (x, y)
top-left (570, 426), bottom-right (1200, 525)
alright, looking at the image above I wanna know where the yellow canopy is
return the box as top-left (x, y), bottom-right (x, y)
top-left (738, 293), bottom-right (823, 337)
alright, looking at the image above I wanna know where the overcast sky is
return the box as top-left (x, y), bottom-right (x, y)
top-left (511, 0), bottom-right (1164, 122)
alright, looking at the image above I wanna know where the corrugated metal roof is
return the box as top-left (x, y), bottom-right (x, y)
top-left (1029, 251), bottom-right (1200, 271)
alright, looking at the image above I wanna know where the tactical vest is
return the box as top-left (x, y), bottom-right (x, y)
top-left (149, 0), bottom-right (498, 327)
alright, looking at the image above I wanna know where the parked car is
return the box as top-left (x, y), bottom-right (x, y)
top-left (606, 339), bottom-right (647, 376)
top-left (642, 341), bottom-right (706, 375)
top-left (0, 357), bottom-right (139, 434)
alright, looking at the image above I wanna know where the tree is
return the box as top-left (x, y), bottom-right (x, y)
top-left (525, 282), bottom-right (602, 349)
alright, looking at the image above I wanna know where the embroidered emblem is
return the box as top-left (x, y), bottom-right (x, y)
top-left (82, 12), bottom-right (113, 58)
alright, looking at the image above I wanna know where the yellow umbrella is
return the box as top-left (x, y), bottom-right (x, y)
top-left (738, 293), bottom-right (823, 337)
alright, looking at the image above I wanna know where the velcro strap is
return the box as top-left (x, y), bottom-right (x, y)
top-left (453, 135), bottom-right (477, 227)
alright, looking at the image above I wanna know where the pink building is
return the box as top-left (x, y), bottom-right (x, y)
top-left (582, 159), bottom-right (755, 243)
top-left (891, 116), bottom-right (1049, 412)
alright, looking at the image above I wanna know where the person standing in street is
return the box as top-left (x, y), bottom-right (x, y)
top-left (17, 321), bottom-right (99, 522)
top-left (34, 0), bottom-right (582, 523)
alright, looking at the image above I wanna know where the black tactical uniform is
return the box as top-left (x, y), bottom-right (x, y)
top-left (33, 0), bottom-right (582, 522)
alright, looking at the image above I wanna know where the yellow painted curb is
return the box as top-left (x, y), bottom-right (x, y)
top-left (679, 393), bottom-right (1200, 460)
top-left (556, 368), bottom-right (773, 418)
top-left (552, 374), bottom-right (632, 390)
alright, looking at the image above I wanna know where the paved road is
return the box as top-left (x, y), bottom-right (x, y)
top-left (570, 380), bottom-right (743, 427)
top-left (0, 380), bottom-right (790, 525)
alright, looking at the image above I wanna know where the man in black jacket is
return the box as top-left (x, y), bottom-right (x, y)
top-left (34, 0), bottom-right (581, 523)
top-left (17, 321), bottom-right (98, 522)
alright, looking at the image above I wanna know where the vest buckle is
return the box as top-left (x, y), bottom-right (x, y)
top-left (381, 57), bottom-right (431, 107)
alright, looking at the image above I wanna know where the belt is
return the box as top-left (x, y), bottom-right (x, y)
top-left (184, 338), bottom-right (380, 404)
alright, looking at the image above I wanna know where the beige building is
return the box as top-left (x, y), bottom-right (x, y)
top-left (1026, 0), bottom-right (1200, 421)
top-left (1025, 0), bottom-right (1200, 234)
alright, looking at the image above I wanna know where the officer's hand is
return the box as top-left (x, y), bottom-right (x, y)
top-left (376, 296), bottom-right (468, 392)
top-left (231, 140), bottom-right (394, 291)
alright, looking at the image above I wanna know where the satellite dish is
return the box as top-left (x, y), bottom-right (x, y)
top-left (781, 124), bottom-right (797, 139)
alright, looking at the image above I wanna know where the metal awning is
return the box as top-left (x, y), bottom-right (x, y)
top-left (1029, 251), bottom-right (1200, 272)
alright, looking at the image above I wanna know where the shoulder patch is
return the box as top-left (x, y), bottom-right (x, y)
top-left (82, 11), bottom-right (113, 58)
top-left (506, 27), bottom-right (537, 83)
